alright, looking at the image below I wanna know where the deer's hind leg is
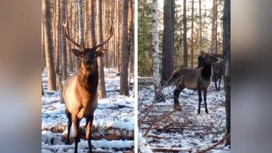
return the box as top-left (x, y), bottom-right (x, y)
top-left (218, 74), bottom-right (222, 91)
top-left (65, 109), bottom-right (72, 145)
top-left (213, 74), bottom-right (218, 91)
top-left (197, 89), bottom-right (202, 114)
top-left (173, 84), bottom-right (185, 111)
top-left (203, 89), bottom-right (209, 114)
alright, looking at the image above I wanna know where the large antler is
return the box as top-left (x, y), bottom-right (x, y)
top-left (93, 18), bottom-right (114, 50)
top-left (63, 15), bottom-right (84, 51)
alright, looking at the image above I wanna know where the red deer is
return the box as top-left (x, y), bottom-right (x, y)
top-left (169, 51), bottom-right (218, 114)
top-left (61, 15), bottom-right (113, 153)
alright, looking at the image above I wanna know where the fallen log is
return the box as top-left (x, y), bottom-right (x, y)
top-left (42, 123), bottom-right (134, 137)
top-left (42, 146), bottom-right (113, 153)
top-left (42, 124), bottom-right (134, 144)
top-left (61, 133), bottom-right (133, 144)
top-left (146, 134), bottom-right (164, 139)
top-left (150, 147), bottom-right (192, 153)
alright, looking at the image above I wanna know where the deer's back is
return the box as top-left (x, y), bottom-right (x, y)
top-left (173, 67), bottom-right (212, 90)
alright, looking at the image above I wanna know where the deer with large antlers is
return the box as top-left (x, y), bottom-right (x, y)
top-left (61, 15), bottom-right (113, 153)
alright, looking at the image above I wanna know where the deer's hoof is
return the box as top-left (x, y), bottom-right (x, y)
top-left (174, 104), bottom-right (182, 111)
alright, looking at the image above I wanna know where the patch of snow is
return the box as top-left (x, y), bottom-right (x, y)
top-left (138, 132), bottom-right (153, 153)
top-left (138, 78), bottom-right (228, 152)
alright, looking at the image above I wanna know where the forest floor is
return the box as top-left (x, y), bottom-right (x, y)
top-left (138, 77), bottom-right (231, 153)
top-left (42, 68), bottom-right (135, 153)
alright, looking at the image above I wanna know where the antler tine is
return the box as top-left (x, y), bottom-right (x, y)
top-left (63, 15), bottom-right (84, 51)
top-left (94, 18), bottom-right (114, 50)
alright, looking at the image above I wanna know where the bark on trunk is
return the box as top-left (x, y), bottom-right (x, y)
top-left (67, 0), bottom-right (73, 73)
top-left (42, 19), bottom-right (45, 70)
top-left (223, 0), bottom-right (231, 146)
top-left (199, 0), bottom-right (202, 51)
top-left (61, 0), bottom-right (67, 80)
top-left (97, 0), bottom-right (107, 99)
top-left (120, 0), bottom-right (129, 95)
top-left (190, 0), bottom-right (194, 68)
top-left (76, 0), bottom-right (84, 68)
top-left (211, 0), bottom-right (218, 53)
top-left (162, 0), bottom-right (175, 83)
top-left (183, 0), bottom-right (188, 67)
top-left (90, 0), bottom-right (96, 46)
top-left (77, 0), bottom-right (84, 46)
top-left (43, 0), bottom-right (57, 90)
top-left (117, 0), bottom-right (121, 72)
top-left (54, 0), bottom-right (61, 86)
top-left (103, 0), bottom-right (109, 68)
top-left (152, 0), bottom-right (161, 97)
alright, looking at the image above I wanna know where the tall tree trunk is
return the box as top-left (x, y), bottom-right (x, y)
top-left (152, 0), bottom-right (161, 98)
top-left (77, 0), bottom-right (84, 46)
top-left (199, 0), bottom-right (202, 51)
top-left (54, 0), bottom-right (61, 84)
top-left (42, 19), bottom-right (45, 70)
top-left (96, 0), bottom-right (107, 99)
top-left (61, 0), bottom-right (67, 80)
top-left (91, 0), bottom-right (96, 46)
top-left (117, 0), bottom-right (121, 72)
top-left (84, 0), bottom-right (88, 47)
top-left (190, 0), bottom-right (194, 68)
top-left (223, 0), bottom-right (230, 146)
top-left (72, 0), bottom-right (77, 72)
top-left (162, 0), bottom-right (175, 83)
top-left (211, 0), bottom-right (218, 53)
top-left (43, 0), bottom-right (57, 91)
top-left (76, 0), bottom-right (84, 69)
top-left (183, 0), bottom-right (188, 67)
top-left (103, 0), bottom-right (109, 68)
top-left (115, 0), bottom-right (119, 69)
top-left (129, 0), bottom-right (134, 74)
top-left (67, 0), bottom-right (73, 73)
top-left (120, 0), bottom-right (129, 95)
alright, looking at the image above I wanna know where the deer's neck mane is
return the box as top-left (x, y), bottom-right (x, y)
top-left (201, 64), bottom-right (212, 80)
top-left (76, 63), bottom-right (98, 94)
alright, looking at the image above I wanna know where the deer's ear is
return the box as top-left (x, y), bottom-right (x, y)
top-left (96, 49), bottom-right (106, 57)
top-left (71, 49), bottom-right (82, 57)
top-left (200, 50), bottom-right (208, 57)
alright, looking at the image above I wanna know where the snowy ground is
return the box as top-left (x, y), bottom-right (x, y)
top-left (42, 68), bottom-right (135, 153)
top-left (138, 78), bottom-right (230, 153)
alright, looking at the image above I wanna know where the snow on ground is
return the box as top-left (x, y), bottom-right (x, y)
top-left (42, 68), bottom-right (135, 153)
top-left (138, 79), bottom-right (230, 153)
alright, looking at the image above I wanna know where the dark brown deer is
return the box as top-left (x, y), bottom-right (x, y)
top-left (196, 53), bottom-right (224, 91)
top-left (61, 15), bottom-right (113, 153)
top-left (212, 58), bottom-right (224, 91)
top-left (170, 51), bottom-right (218, 114)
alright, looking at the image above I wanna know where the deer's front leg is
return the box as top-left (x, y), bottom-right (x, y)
top-left (86, 115), bottom-right (94, 153)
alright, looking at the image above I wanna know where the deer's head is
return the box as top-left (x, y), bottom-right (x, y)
top-left (63, 16), bottom-right (113, 72)
top-left (198, 51), bottom-right (219, 66)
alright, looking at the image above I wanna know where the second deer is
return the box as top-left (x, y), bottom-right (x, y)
top-left (169, 51), bottom-right (218, 114)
